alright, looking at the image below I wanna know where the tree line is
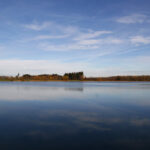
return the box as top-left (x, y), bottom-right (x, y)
top-left (0, 72), bottom-right (84, 81)
top-left (84, 75), bottom-right (150, 81)
top-left (0, 72), bottom-right (150, 81)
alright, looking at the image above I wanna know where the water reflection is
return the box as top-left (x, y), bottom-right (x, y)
top-left (64, 87), bottom-right (83, 92)
top-left (0, 82), bottom-right (150, 150)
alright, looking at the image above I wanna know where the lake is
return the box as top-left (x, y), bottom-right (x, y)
top-left (0, 81), bottom-right (150, 150)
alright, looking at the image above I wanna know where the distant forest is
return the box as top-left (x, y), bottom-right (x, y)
top-left (0, 72), bottom-right (150, 81)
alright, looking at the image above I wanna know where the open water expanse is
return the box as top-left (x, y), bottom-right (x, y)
top-left (0, 81), bottom-right (150, 150)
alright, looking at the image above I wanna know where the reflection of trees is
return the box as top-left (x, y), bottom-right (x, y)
top-left (64, 88), bottom-right (83, 92)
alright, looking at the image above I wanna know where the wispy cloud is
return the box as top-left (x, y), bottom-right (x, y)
top-left (23, 22), bottom-right (79, 41)
top-left (130, 36), bottom-right (150, 44)
top-left (116, 14), bottom-right (147, 24)
top-left (23, 21), bottom-right (122, 51)
top-left (24, 21), bottom-right (52, 31)
top-left (33, 34), bottom-right (69, 40)
top-left (23, 21), bottom-right (79, 34)
top-left (39, 42), bottom-right (99, 51)
top-left (78, 38), bottom-right (123, 45)
top-left (34, 30), bottom-right (113, 44)
top-left (74, 30), bottom-right (112, 40)
top-left (101, 38), bottom-right (123, 44)
top-left (39, 37), bottom-right (123, 52)
top-left (78, 39), bottom-right (100, 45)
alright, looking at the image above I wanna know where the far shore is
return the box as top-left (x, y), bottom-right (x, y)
top-left (0, 79), bottom-right (150, 82)
top-left (0, 72), bottom-right (150, 82)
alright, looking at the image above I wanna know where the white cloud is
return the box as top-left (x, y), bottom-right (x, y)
top-left (60, 26), bottom-right (79, 35)
top-left (23, 21), bottom-right (79, 35)
top-left (39, 36), bottom-right (123, 51)
top-left (101, 38), bottom-right (123, 44)
top-left (0, 59), bottom-right (87, 76)
top-left (78, 38), bottom-right (123, 45)
top-left (74, 30), bottom-right (112, 40)
top-left (0, 59), bottom-right (113, 77)
top-left (23, 22), bottom-right (79, 41)
top-left (33, 34), bottom-right (69, 40)
top-left (107, 38), bottom-right (123, 44)
top-left (130, 36), bottom-right (150, 44)
top-left (24, 22), bottom-right (52, 31)
top-left (0, 59), bottom-right (149, 77)
top-left (39, 43), bottom-right (99, 51)
top-left (23, 21), bottom-right (123, 52)
top-left (116, 14), bottom-right (147, 24)
top-left (78, 39), bottom-right (100, 45)
top-left (31, 29), bottom-right (112, 42)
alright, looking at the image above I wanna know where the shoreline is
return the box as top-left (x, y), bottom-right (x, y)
top-left (0, 80), bottom-right (150, 82)
top-left (1, 73), bottom-right (150, 82)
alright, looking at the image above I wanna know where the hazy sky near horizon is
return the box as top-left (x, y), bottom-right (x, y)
top-left (0, 0), bottom-right (150, 76)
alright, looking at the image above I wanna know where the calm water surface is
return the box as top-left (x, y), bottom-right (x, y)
top-left (0, 81), bottom-right (150, 150)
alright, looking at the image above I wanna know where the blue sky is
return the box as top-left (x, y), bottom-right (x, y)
top-left (0, 0), bottom-right (150, 76)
